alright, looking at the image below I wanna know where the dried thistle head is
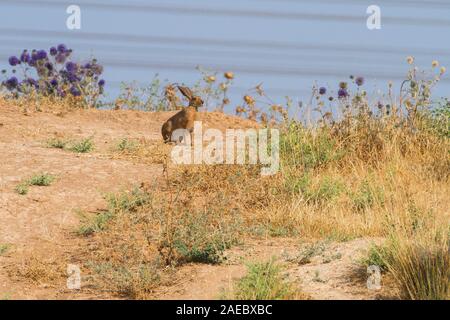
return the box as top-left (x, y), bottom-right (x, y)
top-left (269, 117), bottom-right (277, 127)
top-left (432, 60), bottom-right (439, 68)
top-left (406, 56), bottom-right (415, 65)
top-left (339, 82), bottom-right (348, 89)
top-left (219, 83), bottom-right (228, 91)
top-left (260, 112), bottom-right (268, 125)
top-left (224, 72), bottom-right (234, 80)
top-left (255, 84), bottom-right (264, 96)
top-left (271, 104), bottom-right (282, 112)
top-left (323, 112), bottom-right (332, 119)
top-left (205, 75), bottom-right (216, 83)
top-left (404, 99), bottom-right (412, 109)
top-left (235, 105), bottom-right (245, 115)
top-left (243, 95), bottom-right (255, 105)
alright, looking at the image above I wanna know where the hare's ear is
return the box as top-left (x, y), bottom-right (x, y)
top-left (177, 86), bottom-right (193, 100)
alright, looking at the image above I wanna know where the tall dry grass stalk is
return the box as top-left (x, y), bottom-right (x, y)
top-left (373, 229), bottom-right (449, 300)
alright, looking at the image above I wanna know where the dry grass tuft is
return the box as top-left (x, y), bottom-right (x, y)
top-left (364, 228), bottom-right (449, 300)
top-left (8, 255), bottom-right (65, 286)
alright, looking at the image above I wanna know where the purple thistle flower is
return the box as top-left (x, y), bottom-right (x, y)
top-left (355, 76), bottom-right (365, 86)
top-left (50, 78), bottom-right (58, 87)
top-left (98, 79), bottom-right (105, 87)
top-left (36, 50), bottom-right (47, 60)
top-left (55, 53), bottom-right (66, 64)
top-left (319, 87), bottom-right (326, 95)
top-left (8, 56), bottom-right (20, 66)
top-left (57, 88), bottom-right (66, 97)
top-left (28, 59), bottom-right (37, 67)
top-left (20, 51), bottom-right (30, 63)
top-left (90, 64), bottom-right (103, 76)
top-left (50, 47), bottom-right (58, 56)
top-left (5, 76), bottom-right (19, 89)
top-left (45, 62), bottom-right (54, 71)
top-left (66, 72), bottom-right (80, 83)
top-left (66, 61), bottom-right (78, 73)
top-left (69, 86), bottom-right (81, 96)
top-left (26, 78), bottom-right (39, 88)
top-left (57, 44), bottom-right (67, 53)
top-left (338, 88), bottom-right (349, 99)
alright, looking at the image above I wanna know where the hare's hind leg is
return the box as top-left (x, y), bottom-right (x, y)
top-left (162, 121), bottom-right (172, 143)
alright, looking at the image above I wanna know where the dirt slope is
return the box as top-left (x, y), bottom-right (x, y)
top-left (0, 105), bottom-right (387, 300)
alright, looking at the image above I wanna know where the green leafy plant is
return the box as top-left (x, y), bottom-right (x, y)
top-left (68, 137), bottom-right (94, 153)
top-left (233, 259), bottom-right (300, 300)
top-left (15, 173), bottom-right (55, 195)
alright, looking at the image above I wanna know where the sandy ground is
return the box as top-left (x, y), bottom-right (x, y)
top-left (0, 105), bottom-right (391, 300)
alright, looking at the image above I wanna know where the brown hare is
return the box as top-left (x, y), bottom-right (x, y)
top-left (161, 86), bottom-right (204, 143)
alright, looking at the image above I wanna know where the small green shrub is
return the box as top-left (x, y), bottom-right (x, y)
top-left (47, 136), bottom-right (96, 153)
top-left (168, 209), bottom-right (241, 264)
top-left (284, 173), bottom-right (311, 195)
top-left (431, 98), bottom-right (450, 138)
top-left (15, 183), bottom-right (29, 195)
top-left (1, 293), bottom-right (11, 300)
top-left (69, 137), bottom-right (94, 153)
top-left (15, 173), bottom-right (55, 195)
top-left (0, 244), bottom-right (11, 256)
top-left (281, 124), bottom-right (344, 170)
top-left (361, 243), bottom-right (390, 272)
top-left (107, 188), bottom-right (152, 215)
top-left (308, 177), bottom-right (343, 203)
top-left (46, 138), bottom-right (68, 149)
top-left (350, 179), bottom-right (384, 211)
top-left (89, 262), bottom-right (160, 299)
top-left (297, 241), bottom-right (327, 265)
top-left (78, 211), bottom-right (114, 236)
top-left (28, 173), bottom-right (55, 186)
top-left (78, 188), bottom-right (152, 236)
top-left (285, 174), bottom-right (343, 204)
top-left (233, 259), bottom-right (298, 300)
top-left (115, 138), bottom-right (139, 152)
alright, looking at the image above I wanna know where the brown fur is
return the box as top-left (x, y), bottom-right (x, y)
top-left (161, 86), bottom-right (204, 143)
